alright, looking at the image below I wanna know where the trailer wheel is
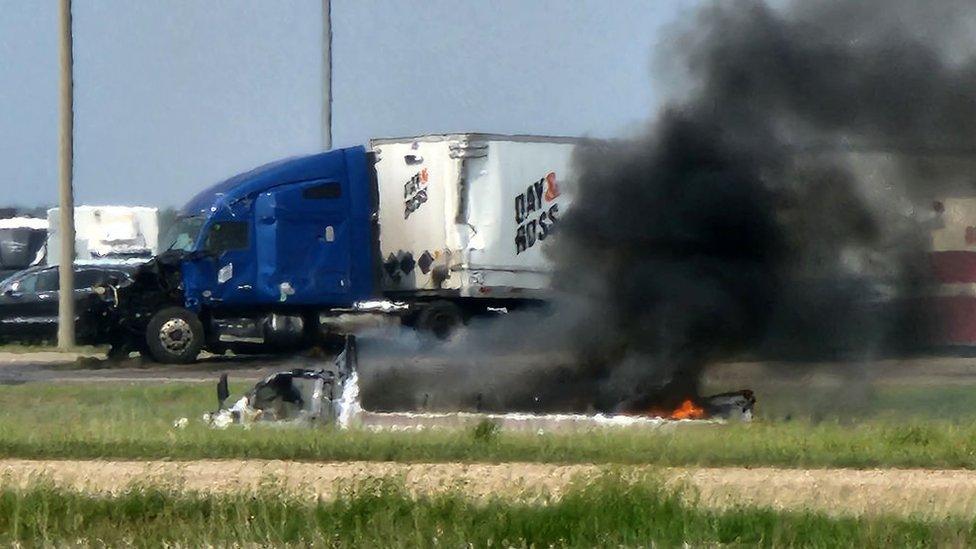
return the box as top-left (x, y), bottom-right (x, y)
top-left (416, 300), bottom-right (463, 340)
top-left (146, 307), bottom-right (204, 364)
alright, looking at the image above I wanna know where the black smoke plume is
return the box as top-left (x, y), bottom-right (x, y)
top-left (552, 0), bottom-right (976, 412)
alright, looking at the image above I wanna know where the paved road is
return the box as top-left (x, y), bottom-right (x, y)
top-left (0, 343), bottom-right (976, 400)
top-left (0, 351), bottom-right (323, 384)
top-left (6, 346), bottom-right (976, 388)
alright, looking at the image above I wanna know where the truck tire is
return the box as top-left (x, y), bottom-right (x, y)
top-left (146, 307), bottom-right (204, 364)
top-left (416, 300), bottom-right (463, 340)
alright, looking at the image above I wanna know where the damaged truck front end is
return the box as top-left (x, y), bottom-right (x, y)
top-left (102, 247), bottom-right (337, 363)
top-left (96, 251), bottom-right (188, 360)
top-left (101, 147), bottom-right (376, 364)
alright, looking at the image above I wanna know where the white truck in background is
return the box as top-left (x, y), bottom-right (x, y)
top-left (47, 206), bottom-right (159, 264)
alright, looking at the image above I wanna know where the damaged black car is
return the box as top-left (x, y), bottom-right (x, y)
top-left (0, 264), bottom-right (134, 348)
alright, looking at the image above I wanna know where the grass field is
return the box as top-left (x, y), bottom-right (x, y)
top-left (2, 381), bottom-right (976, 468)
top-left (0, 472), bottom-right (969, 547)
top-left (3, 370), bottom-right (976, 545)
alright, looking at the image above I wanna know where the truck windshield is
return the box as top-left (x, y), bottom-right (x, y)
top-left (162, 216), bottom-right (205, 252)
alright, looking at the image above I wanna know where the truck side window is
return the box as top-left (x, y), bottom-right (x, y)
top-left (205, 221), bottom-right (249, 253)
top-left (302, 182), bottom-right (341, 199)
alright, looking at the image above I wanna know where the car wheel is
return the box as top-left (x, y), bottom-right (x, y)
top-left (146, 307), bottom-right (204, 364)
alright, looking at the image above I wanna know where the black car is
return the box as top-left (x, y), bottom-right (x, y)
top-left (0, 264), bottom-right (134, 345)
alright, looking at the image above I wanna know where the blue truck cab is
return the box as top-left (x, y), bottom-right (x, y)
top-left (132, 146), bottom-right (380, 363)
top-left (178, 146), bottom-right (376, 308)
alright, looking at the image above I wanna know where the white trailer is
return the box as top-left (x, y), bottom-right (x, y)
top-left (371, 133), bottom-right (581, 302)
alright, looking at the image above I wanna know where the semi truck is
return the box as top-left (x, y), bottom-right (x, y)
top-left (103, 134), bottom-right (582, 363)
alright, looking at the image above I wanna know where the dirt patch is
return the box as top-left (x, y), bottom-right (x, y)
top-left (3, 459), bottom-right (976, 518)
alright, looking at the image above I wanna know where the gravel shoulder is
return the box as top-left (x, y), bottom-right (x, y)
top-left (0, 351), bottom-right (305, 384)
top-left (4, 459), bottom-right (976, 519)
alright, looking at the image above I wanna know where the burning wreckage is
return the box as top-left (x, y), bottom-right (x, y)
top-left (197, 337), bottom-right (756, 432)
top-left (202, 340), bottom-right (361, 429)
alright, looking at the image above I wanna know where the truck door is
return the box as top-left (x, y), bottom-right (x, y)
top-left (182, 220), bottom-right (254, 307)
top-left (255, 179), bottom-right (352, 305)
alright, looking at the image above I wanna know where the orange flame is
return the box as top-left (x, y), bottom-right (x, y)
top-left (643, 399), bottom-right (708, 420)
top-left (669, 399), bottom-right (707, 420)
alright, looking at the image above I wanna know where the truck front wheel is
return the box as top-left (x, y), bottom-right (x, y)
top-left (146, 307), bottom-right (204, 364)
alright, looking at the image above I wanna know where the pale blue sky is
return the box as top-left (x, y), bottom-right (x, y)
top-left (0, 1), bottom-right (698, 207)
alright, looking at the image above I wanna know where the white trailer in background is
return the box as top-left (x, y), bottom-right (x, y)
top-left (47, 206), bottom-right (159, 265)
top-left (371, 134), bottom-right (581, 302)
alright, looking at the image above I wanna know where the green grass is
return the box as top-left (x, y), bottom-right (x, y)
top-left (3, 382), bottom-right (976, 468)
top-left (721, 379), bottom-right (976, 423)
top-left (0, 473), bottom-right (968, 547)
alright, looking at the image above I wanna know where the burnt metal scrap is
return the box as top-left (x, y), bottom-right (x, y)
top-left (205, 368), bottom-right (343, 428)
top-left (702, 390), bottom-right (756, 421)
top-left (203, 337), bottom-right (357, 428)
top-left (197, 335), bottom-right (754, 430)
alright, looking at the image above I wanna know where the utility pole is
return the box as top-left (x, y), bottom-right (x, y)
top-left (322, 0), bottom-right (332, 150)
top-left (58, 0), bottom-right (76, 350)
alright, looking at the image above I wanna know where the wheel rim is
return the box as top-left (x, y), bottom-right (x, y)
top-left (159, 318), bottom-right (193, 354)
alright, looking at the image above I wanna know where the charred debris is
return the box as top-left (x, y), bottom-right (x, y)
top-left (203, 338), bottom-right (358, 429)
top-left (197, 337), bottom-right (754, 430)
